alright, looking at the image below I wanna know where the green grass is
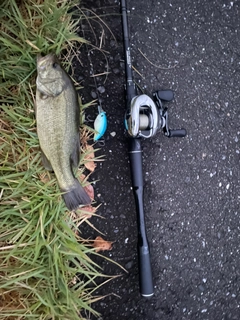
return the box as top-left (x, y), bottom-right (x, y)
top-left (0, 1), bottom-right (107, 319)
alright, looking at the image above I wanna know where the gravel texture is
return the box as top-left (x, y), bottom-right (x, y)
top-left (75, 0), bottom-right (240, 319)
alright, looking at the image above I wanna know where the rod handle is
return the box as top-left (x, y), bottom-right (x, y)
top-left (138, 244), bottom-right (154, 297)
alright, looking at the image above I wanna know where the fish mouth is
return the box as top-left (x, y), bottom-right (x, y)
top-left (37, 53), bottom-right (55, 62)
top-left (37, 53), bottom-right (57, 70)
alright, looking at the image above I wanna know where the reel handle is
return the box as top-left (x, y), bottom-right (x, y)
top-left (156, 89), bottom-right (174, 102)
top-left (168, 128), bottom-right (187, 138)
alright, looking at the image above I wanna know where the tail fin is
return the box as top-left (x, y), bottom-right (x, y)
top-left (61, 179), bottom-right (91, 211)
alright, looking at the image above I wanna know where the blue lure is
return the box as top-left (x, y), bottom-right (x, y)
top-left (93, 106), bottom-right (107, 141)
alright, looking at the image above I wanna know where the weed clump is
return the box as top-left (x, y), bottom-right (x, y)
top-left (0, 1), bottom-right (103, 319)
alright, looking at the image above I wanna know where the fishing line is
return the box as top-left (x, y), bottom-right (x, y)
top-left (80, 18), bottom-right (107, 142)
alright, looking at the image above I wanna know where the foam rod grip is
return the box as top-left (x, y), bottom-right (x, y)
top-left (138, 244), bottom-right (154, 297)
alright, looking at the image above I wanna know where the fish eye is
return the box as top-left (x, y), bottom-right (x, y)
top-left (52, 62), bottom-right (58, 69)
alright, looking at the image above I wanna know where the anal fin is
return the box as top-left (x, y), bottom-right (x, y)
top-left (41, 149), bottom-right (53, 171)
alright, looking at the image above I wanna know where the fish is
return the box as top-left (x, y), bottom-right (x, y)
top-left (35, 54), bottom-right (91, 210)
top-left (93, 105), bottom-right (107, 141)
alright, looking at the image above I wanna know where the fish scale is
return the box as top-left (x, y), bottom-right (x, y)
top-left (37, 94), bottom-right (73, 187)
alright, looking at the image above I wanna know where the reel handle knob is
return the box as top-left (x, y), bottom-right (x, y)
top-left (156, 90), bottom-right (174, 102)
top-left (168, 128), bottom-right (187, 138)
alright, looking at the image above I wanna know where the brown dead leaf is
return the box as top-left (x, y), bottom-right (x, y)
top-left (84, 144), bottom-right (96, 172)
top-left (93, 236), bottom-right (113, 253)
top-left (78, 205), bottom-right (96, 220)
top-left (84, 183), bottom-right (94, 200)
top-left (39, 172), bottom-right (50, 183)
top-left (80, 126), bottom-right (93, 148)
top-left (85, 160), bottom-right (96, 172)
top-left (78, 173), bottom-right (94, 200)
top-left (79, 173), bottom-right (86, 182)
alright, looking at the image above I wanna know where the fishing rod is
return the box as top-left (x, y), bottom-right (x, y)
top-left (120, 0), bottom-right (187, 297)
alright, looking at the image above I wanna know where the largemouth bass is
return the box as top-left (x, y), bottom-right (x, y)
top-left (35, 54), bottom-right (91, 210)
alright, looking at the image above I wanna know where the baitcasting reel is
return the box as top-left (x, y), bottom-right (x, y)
top-left (125, 90), bottom-right (187, 139)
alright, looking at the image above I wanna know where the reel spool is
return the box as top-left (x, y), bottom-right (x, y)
top-left (125, 90), bottom-right (187, 139)
top-left (125, 94), bottom-right (159, 138)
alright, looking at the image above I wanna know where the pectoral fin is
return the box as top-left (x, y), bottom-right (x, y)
top-left (41, 149), bottom-right (53, 171)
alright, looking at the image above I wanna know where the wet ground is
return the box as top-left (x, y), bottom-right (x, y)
top-left (75, 0), bottom-right (240, 319)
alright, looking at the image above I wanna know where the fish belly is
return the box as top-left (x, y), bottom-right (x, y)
top-left (36, 90), bottom-right (77, 189)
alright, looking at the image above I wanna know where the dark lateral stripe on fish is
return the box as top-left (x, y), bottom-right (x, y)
top-left (61, 179), bottom-right (91, 211)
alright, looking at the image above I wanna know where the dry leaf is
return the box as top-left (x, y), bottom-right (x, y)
top-left (79, 173), bottom-right (86, 182)
top-left (78, 205), bottom-right (96, 220)
top-left (84, 183), bottom-right (94, 200)
top-left (78, 173), bottom-right (94, 200)
top-left (93, 236), bottom-right (113, 253)
top-left (84, 144), bottom-right (96, 172)
top-left (39, 172), bottom-right (50, 183)
top-left (85, 161), bottom-right (96, 172)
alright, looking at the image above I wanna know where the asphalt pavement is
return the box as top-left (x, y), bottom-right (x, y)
top-left (78, 0), bottom-right (240, 319)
